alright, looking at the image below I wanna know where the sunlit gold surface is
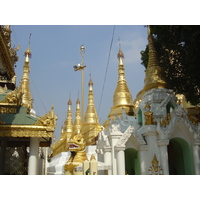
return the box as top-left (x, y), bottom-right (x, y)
top-left (20, 46), bottom-right (32, 112)
top-left (134, 26), bottom-right (168, 105)
top-left (82, 77), bottom-right (101, 145)
top-left (64, 133), bottom-right (88, 175)
top-left (73, 98), bottom-right (82, 134)
top-left (104, 49), bottom-right (134, 128)
top-left (143, 27), bottom-right (167, 91)
top-left (51, 99), bottom-right (74, 156)
top-left (62, 98), bottom-right (73, 140)
top-left (144, 102), bottom-right (155, 125)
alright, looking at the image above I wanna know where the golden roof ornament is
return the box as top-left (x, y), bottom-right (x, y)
top-left (3, 25), bottom-right (11, 47)
top-left (20, 36), bottom-right (33, 111)
top-left (35, 105), bottom-right (58, 129)
top-left (143, 25), bottom-right (167, 92)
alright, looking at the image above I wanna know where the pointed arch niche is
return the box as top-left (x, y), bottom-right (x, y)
top-left (167, 137), bottom-right (194, 175)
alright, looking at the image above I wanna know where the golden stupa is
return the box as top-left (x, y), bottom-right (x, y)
top-left (134, 26), bottom-right (168, 108)
top-left (104, 47), bottom-right (134, 129)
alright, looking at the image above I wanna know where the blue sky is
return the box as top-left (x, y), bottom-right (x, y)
top-left (11, 25), bottom-right (148, 140)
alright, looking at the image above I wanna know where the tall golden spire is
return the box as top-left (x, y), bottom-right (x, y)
top-left (20, 39), bottom-right (32, 110)
top-left (143, 26), bottom-right (167, 92)
top-left (104, 47), bottom-right (134, 128)
top-left (73, 97), bottom-right (82, 134)
top-left (82, 76), bottom-right (101, 145)
top-left (62, 98), bottom-right (73, 141)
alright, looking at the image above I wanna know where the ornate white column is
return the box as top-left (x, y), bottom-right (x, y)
top-left (143, 126), bottom-right (160, 171)
top-left (157, 140), bottom-right (169, 175)
top-left (193, 141), bottom-right (200, 175)
top-left (28, 137), bottom-right (39, 175)
top-left (109, 132), bottom-right (122, 175)
top-left (139, 145), bottom-right (148, 175)
top-left (103, 147), bottom-right (112, 175)
top-left (115, 146), bottom-right (125, 175)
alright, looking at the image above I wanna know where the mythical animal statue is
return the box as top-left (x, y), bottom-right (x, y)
top-left (64, 133), bottom-right (88, 175)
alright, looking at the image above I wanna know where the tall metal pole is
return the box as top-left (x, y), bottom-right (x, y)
top-left (74, 45), bottom-right (86, 121)
top-left (81, 67), bottom-right (85, 121)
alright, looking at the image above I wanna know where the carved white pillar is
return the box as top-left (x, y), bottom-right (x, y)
top-left (143, 126), bottom-right (160, 165)
top-left (193, 142), bottom-right (200, 175)
top-left (115, 146), bottom-right (125, 175)
top-left (28, 137), bottom-right (39, 175)
top-left (110, 133), bottom-right (122, 175)
top-left (139, 145), bottom-right (148, 175)
top-left (157, 140), bottom-right (169, 175)
top-left (103, 147), bottom-right (112, 175)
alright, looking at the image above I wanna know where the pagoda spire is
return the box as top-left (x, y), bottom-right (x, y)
top-left (62, 98), bottom-right (73, 141)
top-left (114, 47), bottom-right (133, 108)
top-left (82, 76), bottom-right (101, 145)
top-left (20, 35), bottom-right (32, 110)
top-left (73, 97), bottom-right (82, 134)
top-left (84, 76), bottom-right (99, 124)
top-left (104, 47), bottom-right (134, 128)
top-left (143, 25), bottom-right (167, 92)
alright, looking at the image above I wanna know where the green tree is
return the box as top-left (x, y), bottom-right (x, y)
top-left (141, 25), bottom-right (200, 105)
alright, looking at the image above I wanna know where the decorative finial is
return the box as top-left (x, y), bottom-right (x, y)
top-left (118, 37), bottom-right (121, 50)
top-left (68, 97), bottom-right (72, 105)
top-left (152, 154), bottom-right (159, 165)
top-left (76, 97), bottom-right (80, 104)
top-left (117, 37), bottom-right (124, 59)
top-left (24, 33), bottom-right (32, 63)
top-left (88, 74), bottom-right (93, 87)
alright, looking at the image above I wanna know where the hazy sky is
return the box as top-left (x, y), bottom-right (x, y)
top-left (11, 25), bottom-right (148, 139)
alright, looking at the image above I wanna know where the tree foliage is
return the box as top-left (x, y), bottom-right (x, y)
top-left (140, 25), bottom-right (200, 105)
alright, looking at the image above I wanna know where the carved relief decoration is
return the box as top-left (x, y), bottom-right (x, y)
top-left (0, 106), bottom-right (17, 114)
top-left (0, 87), bottom-right (22, 105)
top-left (34, 106), bottom-right (58, 129)
top-left (116, 126), bottom-right (134, 147)
top-left (148, 154), bottom-right (163, 175)
top-left (157, 104), bottom-right (198, 140)
top-left (0, 128), bottom-right (53, 137)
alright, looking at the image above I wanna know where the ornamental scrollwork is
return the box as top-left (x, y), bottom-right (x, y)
top-left (0, 87), bottom-right (22, 105)
top-left (116, 126), bottom-right (134, 147)
top-left (34, 106), bottom-right (58, 129)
